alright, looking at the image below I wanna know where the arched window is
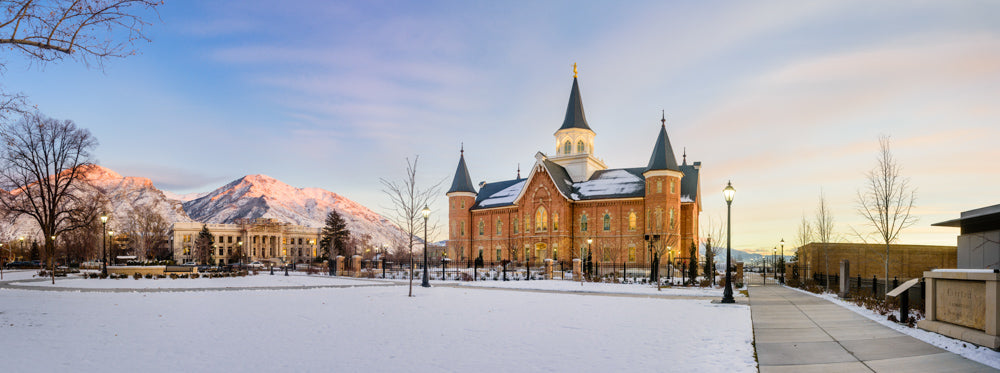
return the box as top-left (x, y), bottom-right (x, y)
top-left (670, 208), bottom-right (676, 230)
top-left (496, 218), bottom-right (502, 235)
top-left (603, 213), bottom-right (611, 231)
top-left (461, 222), bottom-right (466, 236)
top-left (535, 206), bottom-right (548, 231)
top-left (581, 213), bottom-right (588, 232)
top-left (496, 248), bottom-right (502, 261)
top-left (577, 140), bottom-right (585, 153)
top-left (657, 180), bottom-right (662, 193)
top-left (563, 140), bottom-right (571, 154)
top-left (478, 220), bottom-right (485, 236)
top-left (628, 247), bottom-right (636, 262)
top-left (513, 218), bottom-right (519, 234)
top-left (628, 212), bottom-right (637, 231)
top-left (670, 180), bottom-right (676, 194)
top-left (553, 213), bottom-right (559, 231)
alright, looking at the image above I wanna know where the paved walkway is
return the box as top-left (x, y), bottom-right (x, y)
top-left (750, 285), bottom-right (997, 373)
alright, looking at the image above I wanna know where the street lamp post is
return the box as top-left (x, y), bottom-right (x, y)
top-left (421, 205), bottom-right (431, 288)
top-left (779, 238), bottom-right (785, 285)
top-left (19, 237), bottom-right (25, 261)
top-left (100, 213), bottom-right (109, 276)
top-left (772, 247), bottom-right (777, 281)
top-left (722, 181), bottom-right (736, 304)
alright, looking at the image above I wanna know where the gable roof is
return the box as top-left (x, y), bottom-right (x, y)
top-left (472, 178), bottom-right (525, 209)
top-left (572, 168), bottom-right (646, 200)
top-left (679, 162), bottom-right (700, 205)
top-left (558, 77), bottom-right (592, 131)
top-left (447, 152), bottom-right (477, 194)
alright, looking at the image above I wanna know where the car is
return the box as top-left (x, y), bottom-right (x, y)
top-left (248, 261), bottom-right (264, 269)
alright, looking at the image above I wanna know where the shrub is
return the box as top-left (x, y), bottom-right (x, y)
top-left (144, 273), bottom-right (153, 279)
top-left (169, 273), bottom-right (179, 279)
top-left (133, 272), bottom-right (142, 280)
top-left (190, 273), bottom-right (199, 279)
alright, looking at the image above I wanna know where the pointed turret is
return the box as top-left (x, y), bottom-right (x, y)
top-left (645, 112), bottom-right (680, 172)
top-left (558, 77), bottom-right (591, 131)
top-left (447, 146), bottom-right (477, 194)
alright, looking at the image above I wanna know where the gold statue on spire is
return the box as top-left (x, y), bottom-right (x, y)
top-left (573, 63), bottom-right (578, 78)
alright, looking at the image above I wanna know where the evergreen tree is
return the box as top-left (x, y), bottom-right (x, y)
top-left (29, 241), bottom-right (40, 261)
top-left (687, 242), bottom-right (698, 285)
top-left (193, 225), bottom-right (214, 265)
top-left (320, 211), bottom-right (350, 258)
top-left (703, 237), bottom-right (716, 285)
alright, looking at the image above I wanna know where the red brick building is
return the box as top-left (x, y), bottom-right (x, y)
top-left (446, 74), bottom-right (701, 266)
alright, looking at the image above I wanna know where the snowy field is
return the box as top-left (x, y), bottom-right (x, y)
top-left (450, 278), bottom-right (730, 297)
top-left (793, 286), bottom-right (1000, 369)
top-left (8, 272), bottom-right (380, 289)
top-left (0, 276), bottom-right (755, 372)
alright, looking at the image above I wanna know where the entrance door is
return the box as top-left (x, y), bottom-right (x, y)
top-left (534, 243), bottom-right (546, 264)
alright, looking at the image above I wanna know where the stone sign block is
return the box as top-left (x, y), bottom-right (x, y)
top-left (936, 279), bottom-right (986, 330)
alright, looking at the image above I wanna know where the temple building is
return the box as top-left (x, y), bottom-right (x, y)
top-left (446, 70), bottom-right (701, 266)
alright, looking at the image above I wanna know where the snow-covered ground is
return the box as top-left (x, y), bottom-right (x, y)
top-left (0, 277), bottom-right (755, 372)
top-left (792, 286), bottom-right (1000, 369)
top-left (450, 278), bottom-right (730, 297)
top-left (0, 269), bottom-right (44, 282)
top-left (8, 273), bottom-right (379, 289)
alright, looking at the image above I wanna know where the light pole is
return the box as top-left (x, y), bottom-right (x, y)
top-left (421, 205), bottom-right (431, 288)
top-left (583, 238), bottom-right (592, 285)
top-left (19, 237), bottom-right (24, 261)
top-left (772, 247), bottom-right (777, 281)
top-left (100, 213), bottom-right (109, 276)
top-left (779, 238), bottom-right (785, 285)
top-left (722, 181), bottom-right (736, 304)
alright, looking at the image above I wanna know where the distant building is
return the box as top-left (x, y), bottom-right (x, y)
top-left (933, 204), bottom-right (1000, 269)
top-left (446, 69), bottom-right (701, 265)
top-left (172, 218), bottom-right (320, 265)
top-left (796, 242), bottom-right (956, 280)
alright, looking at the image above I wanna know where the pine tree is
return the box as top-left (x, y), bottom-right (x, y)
top-left (29, 241), bottom-right (40, 261)
top-left (320, 211), bottom-right (350, 258)
top-left (194, 225), bottom-right (214, 265)
top-left (687, 242), bottom-right (698, 285)
top-left (703, 237), bottom-right (716, 285)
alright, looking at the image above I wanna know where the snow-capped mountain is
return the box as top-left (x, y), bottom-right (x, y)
top-left (7, 165), bottom-right (193, 236)
top-left (182, 174), bottom-right (408, 248)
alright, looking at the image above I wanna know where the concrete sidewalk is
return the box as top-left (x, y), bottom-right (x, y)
top-left (750, 285), bottom-right (997, 373)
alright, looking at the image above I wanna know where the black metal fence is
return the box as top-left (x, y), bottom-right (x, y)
top-left (328, 258), bottom-right (718, 285)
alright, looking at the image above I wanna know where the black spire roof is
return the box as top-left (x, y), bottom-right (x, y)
top-left (645, 113), bottom-right (680, 172)
top-left (447, 146), bottom-right (477, 194)
top-left (558, 77), bottom-right (592, 131)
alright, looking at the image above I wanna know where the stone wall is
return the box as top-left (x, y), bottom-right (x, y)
top-left (797, 242), bottom-right (956, 279)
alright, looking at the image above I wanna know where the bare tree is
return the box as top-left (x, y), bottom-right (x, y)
top-left (379, 156), bottom-right (443, 297)
top-left (815, 190), bottom-right (836, 291)
top-left (856, 135), bottom-right (917, 296)
top-left (123, 202), bottom-right (169, 260)
top-left (0, 111), bottom-right (99, 283)
top-left (0, 0), bottom-right (162, 114)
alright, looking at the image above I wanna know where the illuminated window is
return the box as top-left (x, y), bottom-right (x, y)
top-left (460, 201), bottom-right (465, 209)
top-left (628, 247), bottom-right (636, 262)
top-left (657, 181), bottom-right (662, 193)
top-left (513, 218), bottom-right (519, 234)
top-left (603, 213), bottom-right (611, 231)
top-left (577, 140), bottom-right (585, 153)
top-left (628, 212), bottom-right (637, 231)
top-left (581, 214), bottom-right (588, 232)
top-left (670, 180), bottom-right (675, 194)
top-left (670, 208), bottom-right (675, 230)
top-left (479, 221), bottom-right (485, 236)
top-left (535, 207), bottom-right (548, 231)
top-left (563, 140), bottom-right (571, 154)
top-left (553, 213), bottom-right (559, 231)
top-left (496, 218), bottom-right (502, 235)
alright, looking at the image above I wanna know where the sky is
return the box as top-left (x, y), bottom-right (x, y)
top-left (3, 0), bottom-right (999, 253)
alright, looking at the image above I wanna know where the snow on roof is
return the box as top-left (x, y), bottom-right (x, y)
top-left (573, 169), bottom-right (644, 200)
top-left (477, 179), bottom-right (526, 207)
top-left (681, 195), bottom-right (694, 203)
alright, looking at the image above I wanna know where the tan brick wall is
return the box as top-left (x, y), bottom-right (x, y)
top-left (797, 242), bottom-right (956, 280)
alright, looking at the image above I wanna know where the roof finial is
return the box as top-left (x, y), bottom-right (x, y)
top-left (573, 63), bottom-right (578, 78)
top-left (517, 163), bottom-right (521, 179)
top-left (661, 110), bottom-right (666, 127)
top-left (460, 142), bottom-right (464, 155)
top-left (683, 147), bottom-right (687, 165)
